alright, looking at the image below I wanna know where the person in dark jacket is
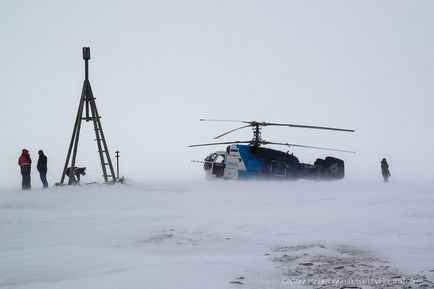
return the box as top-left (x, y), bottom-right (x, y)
top-left (381, 158), bottom-right (391, 183)
top-left (37, 150), bottom-right (48, 188)
top-left (18, 149), bottom-right (32, 190)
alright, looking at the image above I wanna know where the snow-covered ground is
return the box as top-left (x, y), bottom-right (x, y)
top-left (1, 180), bottom-right (433, 289)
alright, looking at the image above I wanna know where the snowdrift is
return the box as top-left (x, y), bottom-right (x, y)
top-left (1, 180), bottom-right (433, 288)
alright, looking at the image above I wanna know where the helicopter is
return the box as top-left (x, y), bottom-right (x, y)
top-left (189, 119), bottom-right (355, 180)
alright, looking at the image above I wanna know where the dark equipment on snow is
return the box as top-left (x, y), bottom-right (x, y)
top-left (115, 151), bottom-right (120, 181)
top-left (59, 47), bottom-right (116, 185)
top-left (189, 119), bottom-right (355, 180)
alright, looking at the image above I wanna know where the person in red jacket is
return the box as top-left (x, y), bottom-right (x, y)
top-left (18, 149), bottom-right (32, 190)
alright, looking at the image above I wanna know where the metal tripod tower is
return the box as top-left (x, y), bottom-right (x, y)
top-left (60, 47), bottom-right (116, 185)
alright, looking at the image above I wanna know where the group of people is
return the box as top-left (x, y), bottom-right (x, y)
top-left (18, 149), bottom-right (48, 190)
top-left (18, 148), bottom-right (88, 190)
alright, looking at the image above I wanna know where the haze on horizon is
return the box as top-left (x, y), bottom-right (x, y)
top-left (1, 0), bottom-right (434, 189)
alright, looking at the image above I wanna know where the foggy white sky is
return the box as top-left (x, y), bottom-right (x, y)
top-left (1, 0), bottom-right (434, 188)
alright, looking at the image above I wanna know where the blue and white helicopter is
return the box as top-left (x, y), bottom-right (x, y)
top-left (189, 119), bottom-right (355, 180)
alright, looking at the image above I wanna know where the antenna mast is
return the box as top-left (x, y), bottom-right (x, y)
top-left (59, 47), bottom-right (116, 185)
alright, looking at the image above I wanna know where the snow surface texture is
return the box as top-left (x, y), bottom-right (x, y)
top-left (1, 180), bottom-right (434, 289)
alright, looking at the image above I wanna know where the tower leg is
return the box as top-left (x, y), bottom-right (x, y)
top-left (89, 101), bottom-right (108, 181)
top-left (60, 83), bottom-right (86, 185)
top-left (88, 84), bottom-right (116, 183)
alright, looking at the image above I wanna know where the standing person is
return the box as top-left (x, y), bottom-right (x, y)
top-left (381, 158), bottom-right (391, 183)
top-left (37, 150), bottom-right (48, 188)
top-left (18, 149), bottom-right (32, 190)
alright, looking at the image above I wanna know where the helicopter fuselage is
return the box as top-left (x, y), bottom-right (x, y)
top-left (203, 144), bottom-right (345, 180)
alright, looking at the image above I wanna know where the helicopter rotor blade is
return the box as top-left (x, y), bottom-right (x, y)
top-left (199, 118), bottom-right (251, 124)
top-left (214, 124), bottom-right (253, 139)
top-left (264, 141), bottom-right (355, 153)
top-left (188, 141), bottom-right (251, 148)
top-left (199, 119), bottom-right (354, 132)
top-left (265, 123), bottom-right (355, 133)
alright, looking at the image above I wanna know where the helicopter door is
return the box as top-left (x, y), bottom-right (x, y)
top-left (212, 154), bottom-right (226, 178)
top-left (270, 160), bottom-right (287, 177)
top-left (223, 150), bottom-right (242, 179)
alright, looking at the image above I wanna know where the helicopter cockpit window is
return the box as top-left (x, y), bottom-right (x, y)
top-left (205, 153), bottom-right (217, 162)
top-left (204, 153), bottom-right (218, 170)
top-left (212, 154), bottom-right (226, 178)
top-left (215, 155), bottom-right (225, 164)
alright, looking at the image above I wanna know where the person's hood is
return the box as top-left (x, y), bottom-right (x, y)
top-left (22, 149), bottom-right (29, 156)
